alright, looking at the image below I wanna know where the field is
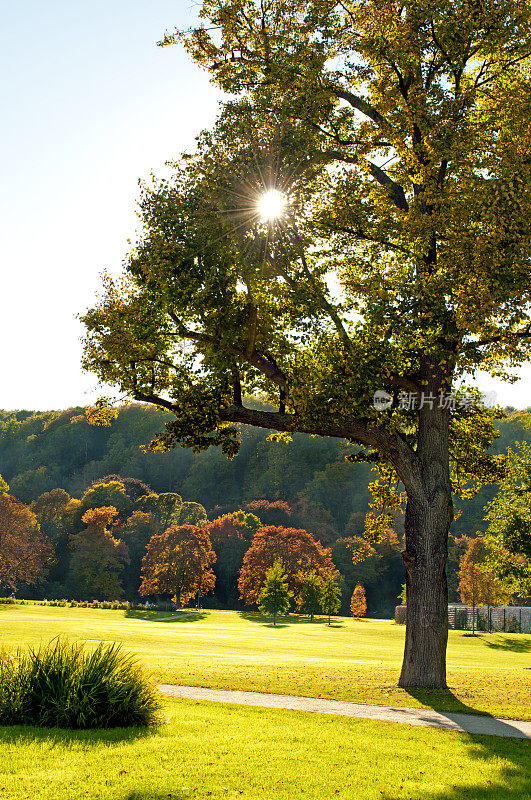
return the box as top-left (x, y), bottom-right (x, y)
top-left (1, 699), bottom-right (529, 800)
top-left (1, 604), bottom-right (530, 719)
top-left (1, 604), bottom-right (530, 800)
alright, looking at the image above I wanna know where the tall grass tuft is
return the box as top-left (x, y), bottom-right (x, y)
top-left (0, 638), bottom-right (160, 729)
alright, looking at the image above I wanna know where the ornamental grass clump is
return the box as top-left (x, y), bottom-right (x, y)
top-left (0, 638), bottom-right (160, 729)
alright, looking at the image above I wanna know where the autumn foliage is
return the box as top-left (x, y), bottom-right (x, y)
top-left (457, 536), bottom-right (511, 617)
top-left (350, 584), bottom-right (367, 618)
top-left (238, 526), bottom-right (337, 608)
top-left (139, 524), bottom-right (216, 606)
top-left (69, 507), bottom-right (129, 600)
top-left (0, 493), bottom-right (51, 592)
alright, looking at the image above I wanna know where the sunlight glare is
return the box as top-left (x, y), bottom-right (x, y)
top-left (257, 189), bottom-right (288, 221)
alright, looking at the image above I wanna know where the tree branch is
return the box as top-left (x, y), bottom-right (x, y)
top-left (463, 325), bottom-right (531, 353)
top-left (322, 151), bottom-right (410, 212)
top-left (331, 87), bottom-right (390, 129)
top-left (168, 311), bottom-right (288, 388)
top-left (218, 404), bottom-right (423, 497)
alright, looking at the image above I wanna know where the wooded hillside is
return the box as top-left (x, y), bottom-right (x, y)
top-left (1, 403), bottom-right (528, 614)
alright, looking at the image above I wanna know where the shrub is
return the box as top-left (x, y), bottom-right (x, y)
top-left (394, 605), bottom-right (406, 624)
top-left (0, 638), bottom-right (160, 729)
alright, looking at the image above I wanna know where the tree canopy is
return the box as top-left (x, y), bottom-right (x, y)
top-left (139, 523), bottom-right (216, 605)
top-left (238, 525), bottom-right (337, 607)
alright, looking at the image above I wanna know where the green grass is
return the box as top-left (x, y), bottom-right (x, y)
top-left (0, 698), bottom-right (529, 800)
top-left (1, 605), bottom-right (529, 719)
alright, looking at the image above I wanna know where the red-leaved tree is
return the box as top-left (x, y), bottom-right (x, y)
top-left (238, 526), bottom-right (337, 608)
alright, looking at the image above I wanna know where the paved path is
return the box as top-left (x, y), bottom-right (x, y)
top-left (159, 684), bottom-right (531, 739)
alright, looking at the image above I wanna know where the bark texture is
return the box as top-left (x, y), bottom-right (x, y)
top-left (398, 400), bottom-right (453, 688)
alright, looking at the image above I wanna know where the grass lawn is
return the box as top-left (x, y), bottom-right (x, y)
top-left (1, 604), bottom-right (529, 719)
top-left (0, 698), bottom-right (529, 800)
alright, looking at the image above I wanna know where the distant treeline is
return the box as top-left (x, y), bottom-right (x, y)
top-left (0, 403), bottom-right (529, 615)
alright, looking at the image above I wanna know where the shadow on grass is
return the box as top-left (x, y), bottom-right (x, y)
top-left (481, 634), bottom-right (531, 653)
top-left (120, 794), bottom-right (186, 800)
top-left (239, 612), bottom-right (291, 628)
top-left (380, 687), bottom-right (531, 800)
top-left (124, 610), bottom-right (208, 623)
top-left (238, 611), bottom-right (344, 628)
top-left (0, 722), bottom-right (156, 746)
top-left (403, 687), bottom-right (528, 738)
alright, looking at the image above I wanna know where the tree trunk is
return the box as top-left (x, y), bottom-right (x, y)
top-left (398, 400), bottom-right (453, 688)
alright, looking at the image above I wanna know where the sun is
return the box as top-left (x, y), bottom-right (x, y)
top-left (257, 189), bottom-right (288, 221)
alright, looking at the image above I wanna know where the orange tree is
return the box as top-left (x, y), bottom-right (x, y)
top-left (350, 584), bottom-right (367, 618)
top-left (238, 525), bottom-right (336, 608)
top-left (0, 491), bottom-right (51, 593)
top-left (81, 1), bottom-right (531, 687)
top-left (139, 523), bottom-right (216, 606)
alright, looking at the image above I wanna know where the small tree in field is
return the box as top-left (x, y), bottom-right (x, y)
top-left (350, 584), bottom-right (367, 618)
top-left (320, 577), bottom-right (341, 626)
top-left (258, 560), bottom-right (291, 626)
top-left (299, 571), bottom-right (322, 621)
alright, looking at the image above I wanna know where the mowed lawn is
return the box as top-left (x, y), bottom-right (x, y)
top-left (1, 604), bottom-right (530, 719)
top-left (0, 699), bottom-right (529, 800)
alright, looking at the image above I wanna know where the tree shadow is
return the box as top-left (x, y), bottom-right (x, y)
top-left (237, 611), bottom-right (344, 628)
top-left (481, 634), bottom-right (531, 653)
top-left (373, 687), bottom-right (531, 800)
top-left (403, 687), bottom-right (528, 735)
top-left (124, 610), bottom-right (208, 623)
top-left (118, 793), bottom-right (186, 800)
top-left (237, 611), bottom-right (291, 628)
top-left (0, 722), bottom-right (156, 746)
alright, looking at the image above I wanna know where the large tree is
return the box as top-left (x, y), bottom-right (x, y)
top-left (238, 525), bottom-right (337, 607)
top-left (139, 523), bottom-right (216, 606)
top-left (82, 1), bottom-right (531, 686)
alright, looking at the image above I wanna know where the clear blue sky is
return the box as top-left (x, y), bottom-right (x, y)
top-left (1, 1), bottom-right (529, 410)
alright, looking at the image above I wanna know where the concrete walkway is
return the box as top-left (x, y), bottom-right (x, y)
top-left (159, 684), bottom-right (531, 739)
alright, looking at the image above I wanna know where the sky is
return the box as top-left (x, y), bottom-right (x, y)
top-left (1, 1), bottom-right (530, 411)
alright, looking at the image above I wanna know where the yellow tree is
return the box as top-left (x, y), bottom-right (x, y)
top-left (69, 507), bottom-right (129, 600)
top-left (457, 536), bottom-right (511, 633)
